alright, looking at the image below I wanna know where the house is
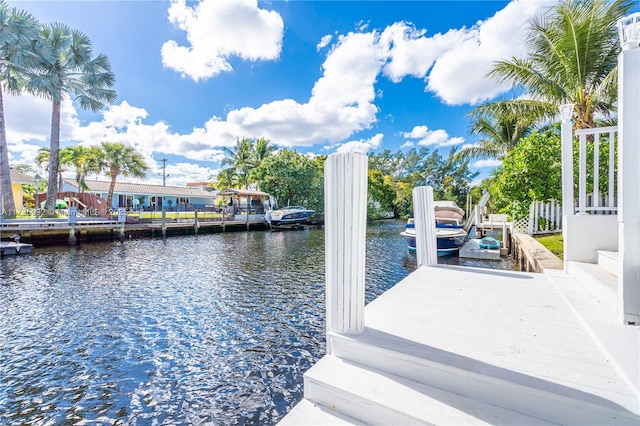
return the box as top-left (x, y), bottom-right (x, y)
top-left (8, 168), bottom-right (35, 212)
top-left (62, 179), bottom-right (217, 211)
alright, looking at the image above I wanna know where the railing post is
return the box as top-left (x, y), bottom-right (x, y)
top-left (560, 104), bottom-right (575, 271)
top-left (617, 15), bottom-right (640, 325)
top-left (560, 104), bottom-right (574, 216)
top-left (325, 152), bottom-right (368, 337)
top-left (412, 186), bottom-right (438, 267)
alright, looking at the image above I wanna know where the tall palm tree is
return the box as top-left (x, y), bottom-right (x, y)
top-left (221, 137), bottom-right (254, 189)
top-left (26, 23), bottom-right (116, 212)
top-left (249, 137), bottom-right (275, 188)
top-left (488, 0), bottom-right (633, 129)
top-left (95, 142), bottom-right (148, 209)
top-left (456, 100), bottom-right (552, 161)
top-left (0, 1), bottom-right (40, 215)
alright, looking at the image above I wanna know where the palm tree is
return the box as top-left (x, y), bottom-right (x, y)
top-left (456, 100), bottom-right (552, 162)
top-left (488, 0), bottom-right (633, 129)
top-left (249, 137), bottom-right (275, 188)
top-left (64, 145), bottom-right (102, 192)
top-left (0, 2), bottom-right (40, 215)
top-left (221, 137), bottom-right (254, 189)
top-left (26, 23), bottom-right (116, 212)
top-left (213, 168), bottom-right (239, 190)
top-left (95, 142), bottom-right (148, 209)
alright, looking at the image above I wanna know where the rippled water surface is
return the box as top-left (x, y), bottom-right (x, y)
top-left (0, 220), bottom-right (417, 425)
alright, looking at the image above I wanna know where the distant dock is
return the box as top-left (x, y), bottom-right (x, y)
top-left (0, 217), bottom-right (270, 248)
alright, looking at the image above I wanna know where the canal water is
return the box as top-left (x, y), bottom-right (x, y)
top-left (0, 219), bottom-right (513, 425)
top-left (0, 220), bottom-right (415, 424)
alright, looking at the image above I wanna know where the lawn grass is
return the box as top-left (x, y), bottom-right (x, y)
top-left (535, 233), bottom-right (563, 260)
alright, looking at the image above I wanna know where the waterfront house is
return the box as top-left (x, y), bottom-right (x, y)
top-left (62, 179), bottom-right (217, 212)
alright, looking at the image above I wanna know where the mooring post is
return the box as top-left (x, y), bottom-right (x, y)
top-left (325, 152), bottom-right (367, 342)
top-left (68, 206), bottom-right (77, 246)
top-left (161, 208), bottom-right (167, 239)
top-left (194, 210), bottom-right (199, 235)
top-left (412, 186), bottom-right (438, 267)
top-left (117, 208), bottom-right (126, 243)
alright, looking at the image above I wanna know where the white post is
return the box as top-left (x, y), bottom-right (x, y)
top-left (412, 186), bottom-right (438, 267)
top-left (527, 202), bottom-right (535, 236)
top-left (325, 152), bottom-right (368, 336)
top-left (560, 105), bottom-right (574, 215)
top-left (617, 14), bottom-right (640, 325)
top-left (560, 104), bottom-right (575, 271)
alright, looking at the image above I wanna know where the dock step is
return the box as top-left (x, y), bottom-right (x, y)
top-left (301, 355), bottom-right (550, 425)
top-left (567, 260), bottom-right (618, 318)
top-left (597, 250), bottom-right (618, 276)
top-left (278, 398), bottom-right (359, 425)
top-left (325, 330), bottom-right (638, 425)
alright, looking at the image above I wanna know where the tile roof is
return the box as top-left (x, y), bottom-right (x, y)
top-left (65, 179), bottom-right (216, 198)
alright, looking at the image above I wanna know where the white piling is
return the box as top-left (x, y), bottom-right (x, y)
top-left (412, 186), bottom-right (438, 267)
top-left (325, 152), bottom-right (368, 336)
top-left (617, 20), bottom-right (640, 325)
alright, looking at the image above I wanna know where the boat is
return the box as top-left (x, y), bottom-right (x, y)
top-left (264, 206), bottom-right (315, 228)
top-left (400, 200), bottom-right (468, 256)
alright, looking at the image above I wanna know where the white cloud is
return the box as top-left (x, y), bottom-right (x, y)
top-left (336, 133), bottom-right (383, 154)
top-left (403, 125), bottom-right (464, 147)
top-left (425, 1), bottom-right (551, 105)
top-left (161, 0), bottom-right (284, 81)
top-left (317, 34), bottom-right (333, 51)
top-left (471, 159), bottom-right (502, 168)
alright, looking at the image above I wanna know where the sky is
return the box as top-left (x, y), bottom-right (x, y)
top-left (4, 0), bottom-right (560, 187)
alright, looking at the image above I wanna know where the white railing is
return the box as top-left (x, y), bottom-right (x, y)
top-left (573, 126), bottom-right (618, 215)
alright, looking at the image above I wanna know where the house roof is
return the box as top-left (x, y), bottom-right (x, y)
top-left (10, 168), bottom-right (35, 184)
top-left (218, 188), bottom-right (270, 197)
top-left (64, 179), bottom-right (216, 198)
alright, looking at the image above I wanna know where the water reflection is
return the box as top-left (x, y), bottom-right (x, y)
top-left (0, 220), bottom-right (415, 425)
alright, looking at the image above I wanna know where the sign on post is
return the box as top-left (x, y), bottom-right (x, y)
top-left (118, 208), bottom-right (126, 223)
top-left (68, 207), bottom-right (78, 224)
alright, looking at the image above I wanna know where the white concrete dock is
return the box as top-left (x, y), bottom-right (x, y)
top-left (279, 265), bottom-right (639, 425)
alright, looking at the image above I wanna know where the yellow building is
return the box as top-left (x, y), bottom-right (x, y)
top-left (9, 168), bottom-right (35, 212)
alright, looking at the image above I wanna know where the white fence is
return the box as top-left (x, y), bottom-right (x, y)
top-left (511, 200), bottom-right (562, 236)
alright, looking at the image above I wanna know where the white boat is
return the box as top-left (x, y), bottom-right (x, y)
top-left (400, 200), bottom-right (468, 256)
top-left (264, 206), bottom-right (314, 228)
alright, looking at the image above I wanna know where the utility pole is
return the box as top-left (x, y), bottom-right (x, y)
top-left (161, 158), bottom-right (167, 186)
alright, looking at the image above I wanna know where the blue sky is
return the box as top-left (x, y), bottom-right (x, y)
top-left (5, 0), bottom-right (557, 187)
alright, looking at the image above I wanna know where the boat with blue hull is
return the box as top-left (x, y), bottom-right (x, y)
top-left (400, 200), bottom-right (468, 256)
